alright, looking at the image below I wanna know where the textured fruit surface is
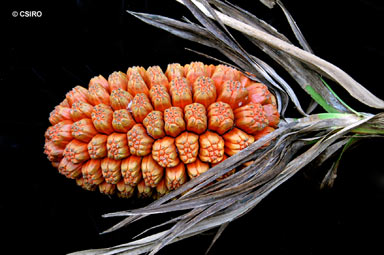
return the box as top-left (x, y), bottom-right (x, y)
top-left (44, 62), bottom-right (279, 199)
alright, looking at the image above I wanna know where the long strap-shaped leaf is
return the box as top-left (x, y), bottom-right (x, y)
top-left (178, 0), bottom-right (384, 109)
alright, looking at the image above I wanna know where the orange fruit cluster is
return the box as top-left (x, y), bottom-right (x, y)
top-left (44, 62), bottom-right (279, 199)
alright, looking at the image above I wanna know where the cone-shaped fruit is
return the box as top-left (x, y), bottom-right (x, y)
top-left (44, 61), bottom-right (279, 200)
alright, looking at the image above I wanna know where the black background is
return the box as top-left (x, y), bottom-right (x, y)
top-left (1, 0), bottom-right (384, 254)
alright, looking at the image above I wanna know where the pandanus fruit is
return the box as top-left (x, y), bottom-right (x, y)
top-left (44, 62), bottom-right (279, 198)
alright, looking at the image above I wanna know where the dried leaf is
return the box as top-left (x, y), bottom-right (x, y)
top-left (276, 0), bottom-right (313, 53)
top-left (259, 0), bottom-right (276, 9)
top-left (178, 0), bottom-right (384, 109)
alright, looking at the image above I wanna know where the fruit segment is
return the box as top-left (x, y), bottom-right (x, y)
top-left (66, 86), bottom-right (90, 106)
top-left (152, 137), bottom-right (180, 168)
top-left (184, 103), bottom-right (207, 134)
top-left (165, 63), bottom-right (184, 81)
top-left (71, 118), bottom-right (98, 143)
top-left (217, 80), bottom-right (248, 110)
top-left (101, 158), bottom-right (122, 184)
top-left (107, 133), bottom-right (130, 160)
top-left (165, 163), bottom-right (187, 190)
top-left (81, 159), bottom-right (104, 185)
top-left (58, 158), bottom-right (83, 179)
top-left (127, 124), bottom-right (154, 156)
top-left (91, 104), bottom-right (114, 135)
top-left (131, 93), bottom-right (153, 123)
top-left (88, 134), bottom-right (108, 159)
top-left (127, 71), bottom-right (149, 97)
top-left (234, 103), bottom-right (269, 134)
top-left (89, 75), bottom-right (110, 92)
top-left (116, 180), bottom-right (135, 198)
top-left (149, 84), bottom-right (172, 112)
top-left (169, 77), bottom-right (192, 109)
top-left (175, 132), bottom-right (199, 164)
top-left (223, 128), bottom-right (255, 156)
top-left (121, 155), bottom-right (142, 186)
top-left (112, 109), bottom-right (136, 133)
top-left (110, 88), bottom-right (133, 111)
top-left (211, 64), bottom-right (241, 93)
top-left (187, 158), bottom-right (210, 179)
top-left (141, 155), bottom-right (164, 188)
top-left (199, 131), bottom-right (225, 164)
top-left (192, 76), bottom-right (216, 108)
top-left (207, 102), bottom-right (234, 135)
top-left (70, 102), bottom-right (93, 122)
top-left (246, 82), bottom-right (273, 105)
top-left (88, 83), bottom-right (110, 106)
top-left (99, 182), bottom-right (115, 195)
top-left (46, 120), bottom-right (73, 148)
top-left (108, 71), bottom-right (128, 91)
top-left (143, 111), bottom-right (165, 139)
top-left (164, 107), bottom-right (186, 137)
top-left (145, 66), bottom-right (169, 90)
top-left (63, 139), bottom-right (90, 164)
top-left (49, 105), bottom-right (72, 125)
